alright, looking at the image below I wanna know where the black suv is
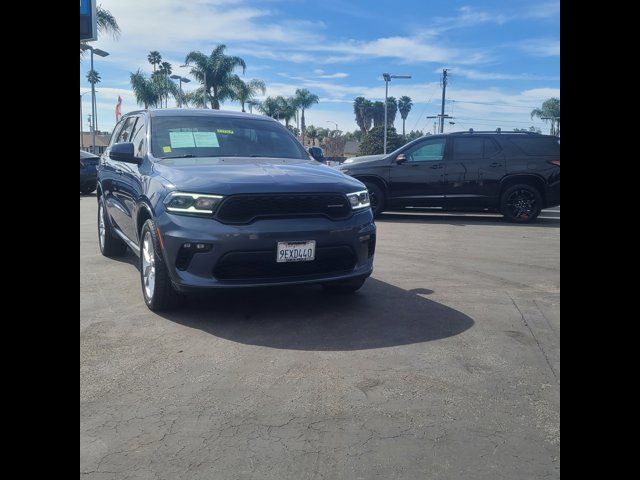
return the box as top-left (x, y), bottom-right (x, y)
top-left (338, 131), bottom-right (560, 222)
top-left (96, 109), bottom-right (375, 310)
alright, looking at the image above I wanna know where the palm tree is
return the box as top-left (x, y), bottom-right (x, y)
top-left (246, 99), bottom-right (261, 114)
top-left (159, 62), bottom-right (172, 76)
top-left (234, 79), bottom-right (266, 112)
top-left (372, 101), bottom-right (386, 127)
top-left (275, 96), bottom-right (297, 127)
top-left (305, 125), bottom-right (318, 146)
top-left (258, 97), bottom-right (280, 118)
top-left (157, 62), bottom-right (173, 107)
top-left (398, 96), bottom-right (413, 137)
top-left (293, 89), bottom-right (319, 144)
top-left (386, 96), bottom-right (398, 126)
top-left (531, 97), bottom-right (560, 136)
top-left (147, 51), bottom-right (162, 72)
top-left (184, 44), bottom-right (247, 109)
top-left (86, 69), bottom-right (101, 86)
top-left (354, 97), bottom-right (374, 133)
top-left (130, 70), bottom-right (159, 109)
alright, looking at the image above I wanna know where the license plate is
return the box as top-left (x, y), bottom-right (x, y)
top-left (276, 241), bottom-right (316, 263)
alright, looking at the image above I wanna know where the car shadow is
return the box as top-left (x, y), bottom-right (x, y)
top-left (376, 211), bottom-right (560, 228)
top-left (153, 278), bottom-right (474, 351)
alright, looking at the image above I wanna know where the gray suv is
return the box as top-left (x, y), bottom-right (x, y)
top-left (96, 109), bottom-right (376, 310)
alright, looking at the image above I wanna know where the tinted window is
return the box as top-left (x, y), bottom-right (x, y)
top-left (116, 117), bottom-right (137, 143)
top-left (507, 137), bottom-right (560, 156)
top-left (483, 139), bottom-right (500, 158)
top-left (453, 138), bottom-right (484, 160)
top-left (130, 116), bottom-right (146, 157)
top-left (406, 138), bottom-right (445, 162)
top-left (150, 116), bottom-right (308, 159)
top-left (109, 119), bottom-right (126, 147)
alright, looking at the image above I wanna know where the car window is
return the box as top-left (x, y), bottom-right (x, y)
top-left (130, 116), bottom-right (146, 157)
top-left (507, 137), bottom-right (560, 156)
top-left (116, 117), bottom-right (137, 144)
top-left (150, 116), bottom-right (308, 160)
top-left (109, 119), bottom-right (126, 148)
top-left (453, 138), bottom-right (484, 160)
top-left (405, 138), bottom-right (445, 162)
top-left (483, 139), bottom-right (500, 158)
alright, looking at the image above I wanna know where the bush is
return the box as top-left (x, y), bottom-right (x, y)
top-left (357, 126), bottom-right (405, 155)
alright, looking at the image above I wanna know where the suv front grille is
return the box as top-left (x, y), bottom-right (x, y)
top-left (213, 245), bottom-right (357, 281)
top-left (214, 193), bottom-right (352, 224)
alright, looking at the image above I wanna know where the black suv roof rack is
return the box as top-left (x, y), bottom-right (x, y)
top-left (452, 128), bottom-right (542, 135)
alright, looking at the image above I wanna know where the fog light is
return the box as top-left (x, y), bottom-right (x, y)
top-left (183, 243), bottom-right (192, 249)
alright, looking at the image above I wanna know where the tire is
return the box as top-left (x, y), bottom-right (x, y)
top-left (139, 219), bottom-right (183, 311)
top-left (322, 276), bottom-right (367, 293)
top-left (364, 182), bottom-right (385, 217)
top-left (500, 184), bottom-right (543, 223)
top-left (98, 198), bottom-right (127, 257)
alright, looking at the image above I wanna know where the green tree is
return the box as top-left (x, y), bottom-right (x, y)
top-left (275, 96), bottom-right (297, 127)
top-left (184, 44), bottom-right (247, 109)
top-left (81, 6), bottom-right (120, 58)
top-left (130, 70), bottom-right (159, 108)
top-left (86, 69), bottom-right (101, 86)
top-left (258, 97), bottom-right (280, 118)
top-left (353, 97), bottom-right (373, 133)
top-left (531, 97), bottom-right (560, 136)
top-left (371, 101), bottom-right (386, 128)
top-left (405, 130), bottom-right (425, 142)
top-left (147, 51), bottom-right (162, 72)
top-left (234, 79), bottom-right (266, 112)
top-left (293, 89), bottom-right (319, 144)
top-left (514, 126), bottom-right (542, 134)
top-left (386, 96), bottom-right (398, 126)
top-left (358, 125), bottom-right (404, 155)
top-left (398, 96), bottom-right (413, 137)
top-left (305, 125), bottom-right (318, 146)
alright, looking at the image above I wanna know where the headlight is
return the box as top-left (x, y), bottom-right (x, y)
top-left (346, 190), bottom-right (370, 210)
top-left (164, 192), bottom-right (223, 215)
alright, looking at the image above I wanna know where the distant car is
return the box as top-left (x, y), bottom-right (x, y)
top-left (338, 130), bottom-right (560, 223)
top-left (80, 150), bottom-right (99, 194)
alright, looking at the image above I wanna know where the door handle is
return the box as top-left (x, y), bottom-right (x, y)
top-left (430, 164), bottom-right (443, 169)
top-left (490, 162), bottom-right (503, 167)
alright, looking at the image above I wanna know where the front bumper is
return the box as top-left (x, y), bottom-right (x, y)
top-left (155, 209), bottom-right (376, 290)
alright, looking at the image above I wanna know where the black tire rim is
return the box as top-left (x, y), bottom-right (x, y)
top-left (368, 188), bottom-right (379, 212)
top-left (505, 189), bottom-right (537, 220)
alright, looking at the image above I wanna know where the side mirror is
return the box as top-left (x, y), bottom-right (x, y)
top-left (308, 146), bottom-right (325, 162)
top-left (395, 153), bottom-right (408, 164)
top-left (109, 142), bottom-right (140, 164)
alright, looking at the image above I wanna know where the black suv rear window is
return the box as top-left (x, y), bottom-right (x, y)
top-left (507, 136), bottom-right (560, 156)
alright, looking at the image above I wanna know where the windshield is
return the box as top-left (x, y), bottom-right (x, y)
top-left (150, 115), bottom-right (308, 160)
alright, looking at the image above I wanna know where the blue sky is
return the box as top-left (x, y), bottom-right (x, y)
top-left (80, 0), bottom-right (559, 135)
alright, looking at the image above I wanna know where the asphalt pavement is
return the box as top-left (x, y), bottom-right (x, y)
top-left (80, 195), bottom-right (560, 479)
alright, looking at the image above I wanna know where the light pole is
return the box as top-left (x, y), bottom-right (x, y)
top-left (326, 121), bottom-right (338, 133)
top-left (81, 44), bottom-right (109, 153)
top-left (382, 73), bottom-right (411, 154)
top-left (80, 91), bottom-right (92, 150)
top-left (170, 75), bottom-right (190, 107)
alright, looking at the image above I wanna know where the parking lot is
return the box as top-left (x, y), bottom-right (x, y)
top-left (80, 195), bottom-right (559, 479)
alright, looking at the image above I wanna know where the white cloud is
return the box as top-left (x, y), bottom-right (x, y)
top-left (517, 38), bottom-right (560, 57)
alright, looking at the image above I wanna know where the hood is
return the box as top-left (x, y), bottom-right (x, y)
top-left (153, 157), bottom-right (366, 195)
top-left (341, 154), bottom-right (387, 165)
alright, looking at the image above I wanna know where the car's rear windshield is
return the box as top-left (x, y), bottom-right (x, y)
top-left (150, 115), bottom-right (308, 160)
top-left (506, 136), bottom-right (560, 156)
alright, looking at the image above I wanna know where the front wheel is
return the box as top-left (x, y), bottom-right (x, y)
top-left (139, 219), bottom-right (183, 311)
top-left (364, 182), bottom-right (385, 217)
top-left (322, 276), bottom-right (367, 293)
top-left (500, 184), bottom-right (542, 223)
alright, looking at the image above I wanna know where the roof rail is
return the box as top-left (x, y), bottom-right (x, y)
top-left (452, 129), bottom-right (542, 135)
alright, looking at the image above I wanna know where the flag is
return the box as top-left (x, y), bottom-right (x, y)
top-left (115, 96), bottom-right (122, 121)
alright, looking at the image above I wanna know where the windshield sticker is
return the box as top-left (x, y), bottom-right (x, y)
top-left (169, 131), bottom-right (196, 148)
top-left (193, 131), bottom-right (220, 147)
top-left (162, 146), bottom-right (172, 153)
top-left (216, 129), bottom-right (234, 135)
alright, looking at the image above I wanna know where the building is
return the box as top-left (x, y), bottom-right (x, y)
top-left (343, 140), bottom-right (360, 157)
top-left (80, 132), bottom-right (111, 155)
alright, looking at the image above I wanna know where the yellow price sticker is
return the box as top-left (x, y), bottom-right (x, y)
top-left (163, 146), bottom-right (172, 153)
top-left (216, 129), bottom-right (234, 135)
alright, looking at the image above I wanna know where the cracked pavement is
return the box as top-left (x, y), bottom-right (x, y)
top-left (81, 196), bottom-right (560, 479)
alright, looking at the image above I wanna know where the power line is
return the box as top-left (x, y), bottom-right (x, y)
top-left (449, 100), bottom-right (541, 109)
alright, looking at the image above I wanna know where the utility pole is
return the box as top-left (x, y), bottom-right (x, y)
top-left (439, 68), bottom-right (448, 134)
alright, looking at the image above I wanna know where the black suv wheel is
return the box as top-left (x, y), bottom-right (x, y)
top-left (364, 182), bottom-right (385, 217)
top-left (500, 184), bottom-right (542, 223)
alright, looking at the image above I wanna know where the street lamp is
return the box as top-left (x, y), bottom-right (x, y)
top-left (170, 75), bottom-right (191, 107)
top-left (382, 73), bottom-right (411, 154)
top-left (181, 64), bottom-right (206, 108)
top-left (81, 44), bottom-right (109, 153)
